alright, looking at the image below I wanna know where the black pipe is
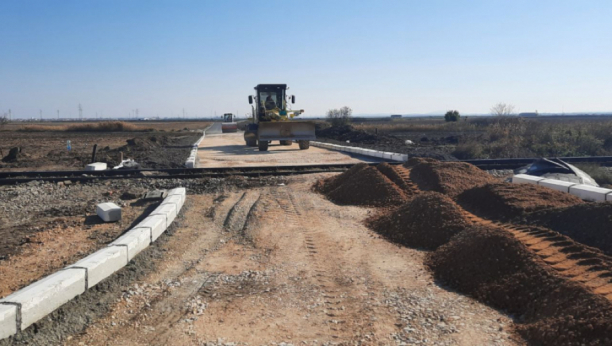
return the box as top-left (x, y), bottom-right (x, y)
top-left (91, 144), bottom-right (98, 163)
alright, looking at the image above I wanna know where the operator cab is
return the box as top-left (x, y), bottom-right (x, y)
top-left (223, 113), bottom-right (234, 123)
top-left (253, 84), bottom-right (287, 119)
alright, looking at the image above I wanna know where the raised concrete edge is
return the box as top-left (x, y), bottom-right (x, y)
top-left (311, 141), bottom-right (407, 162)
top-left (0, 187), bottom-right (187, 340)
top-left (185, 129), bottom-right (206, 168)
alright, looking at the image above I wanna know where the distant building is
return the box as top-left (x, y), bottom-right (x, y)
top-left (519, 111), bottom-right (539, 117)
top-left (390, 114), bottom-right (402, 119)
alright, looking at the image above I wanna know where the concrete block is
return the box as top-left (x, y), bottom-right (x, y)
top-left (569, 185), bottom-right (611, 202)
top-left (136, 215), bottom-right (167, 242)
top-left (109, 228), bottom-right (151, 261)
top-left (168, 187), bottom-right (186, 206)
top-left (68, 246), bottom-right (127, 289)
top-left (391, 153), bottom-right (406, 162)
top-left (511, 174), bottom-right (545, 185)
top-left (538, 179), bottom-right (577, 193)
top-left (0, 304), bottom-right (17, 340)
top-left (96, 202), bottom-right (121, 222)
top-left (85, 162), bottom-right (107, 171)
top-left (162, 195), bottom-right (183, 211)
top-left (382, 152), bottom-right (394, 160)
top-left (1, 268), bottom-right (85, 330)
top-left (151, 203), bottom-right (177, 228)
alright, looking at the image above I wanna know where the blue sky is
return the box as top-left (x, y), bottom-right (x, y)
top-left (0, 0), bottom-right (611, 119)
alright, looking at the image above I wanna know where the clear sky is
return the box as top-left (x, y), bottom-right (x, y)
top-left (1, 0), bottom-right (611, 119)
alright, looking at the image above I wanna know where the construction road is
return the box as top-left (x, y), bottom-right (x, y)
top-left (61, 127), bottom-right (521, 346)
top-left (197, 123), bottom-right (380, 168)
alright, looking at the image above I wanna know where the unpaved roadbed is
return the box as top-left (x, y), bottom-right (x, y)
top-left (59, 174), bottom-right (519, 345)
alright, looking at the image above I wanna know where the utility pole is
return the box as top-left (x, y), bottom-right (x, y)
top-left (78, 103), bottom-right (83, 120)
top-left (40, 109), bottom-right (42, 121)
top-left (8, 109), bottom-right (11, 121)
top-left (182, 108), bottom-right (185, 119)
top-left (57, 110), bottom-right (59, 120)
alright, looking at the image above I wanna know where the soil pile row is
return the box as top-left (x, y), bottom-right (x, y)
top-left (367, 191), bottom-right (471, 249)
top-left (408, 159), bottom-right (496, 198)
top-left (375, 162), bottom-right (413, 193)
top-left (526, 203), bottom-right (612, 256)
top-left (427, 226), bottom-right (612, 345)
top-left (457, 182), bottom-right (583, 221)
top-left (314, 163), bottom-right (407, 207)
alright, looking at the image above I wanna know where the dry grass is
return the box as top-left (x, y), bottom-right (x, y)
top-left (353, 119), bottom-right (478, 133)
top-left (8, 121), bottom-right (211, 132)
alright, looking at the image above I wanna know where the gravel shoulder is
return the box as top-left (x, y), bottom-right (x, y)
top-left (62, 173), bottom-right (522, 345)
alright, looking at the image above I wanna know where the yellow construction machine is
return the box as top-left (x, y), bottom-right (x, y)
top-left (244, 84), bottom-right (315, 151)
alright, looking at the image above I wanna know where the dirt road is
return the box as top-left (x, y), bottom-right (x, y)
top-left (197, 125), bottom-right (381, 168)
top-left (65, 174), bottom-right (520, 345)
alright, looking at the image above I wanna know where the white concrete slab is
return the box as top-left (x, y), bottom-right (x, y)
top-left (68, 246), bottom-right (127, 289)
top-left (0, 268), bottom-right (85, 330)
top-left (85, 162), bottom-right (107, 171)
top-left (569, 185), bottom-right (611, 202)
top-left (136, 215), bottom-right (167, 242)
top-left (391, 153), bottom-right (408, 162)
top-left (110, 228), bottom-right (151, 261)
top-left (96, 202), bottom-right (121, 222)
top-left (511, 174), bottom-right (546, 185)
top-left (0, 304), bottom-right (17, 340)
top-left (168, 187), bottom-right (186, 207)
top-left (538, 179), bottom-right (577, 193)
top-left (151, 203), bottom-right (177, 228)
top-left (162, 195), bottom-right (183, 211)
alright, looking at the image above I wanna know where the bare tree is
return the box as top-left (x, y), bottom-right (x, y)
top-left (491, 103), bottom-right (516, 116)
top-left (327, 106), bottom-right (353, 127)
top-left (0, 114), bottom-right (8, 130)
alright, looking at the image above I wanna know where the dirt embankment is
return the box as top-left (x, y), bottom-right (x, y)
top-left (457, 182), bottom-right (584, 221)
top-left (525, 203), bottom-right (612, 256)
top-left (428, 226), bottom-right (612, 345)
top-left (315, 124), bottom-right (458, 161)
top-left (0, 131), bottom-right (200, 171)
top-left (408, 159), bottom-right (497, 198)
top-left (314, 163), bottom-right (409, 207)
top-left (367, 191), bottom-right (471, 250)
top-left (316, 158), bottom-right (612, 345)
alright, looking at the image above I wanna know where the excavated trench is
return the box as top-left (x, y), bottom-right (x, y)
top-left (316, 159), bottom-right (612, 345)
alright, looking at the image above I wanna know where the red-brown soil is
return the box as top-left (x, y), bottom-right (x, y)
top-left (428, 226), bottom-right (612, 346)
top-left (313, 163), bottom-right (369, 194)
top-left (367, 191), bottom-right (470, 249)
top-left (408, 159), bottom-right (497, 198)
top-left (375, 162), bottom-right (413, 193)
top-left (525, 203), bottom-right (612, 256)
top-left (457, 182), bottom-right (584, 221)
top-left (325, 166), bottom-right (407, 207)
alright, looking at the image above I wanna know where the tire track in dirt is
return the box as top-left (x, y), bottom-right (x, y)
top-left (267, 188), bottom-right (352, 340)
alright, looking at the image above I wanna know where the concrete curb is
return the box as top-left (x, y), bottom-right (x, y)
top-left (0, 187), bottom-right (187, 340)
top-left (512, 173), bottom-right (612, 202)
top-left (311, 141), bottom-right (408, 162)
top-left (185, 125), bottom-right (212, 169)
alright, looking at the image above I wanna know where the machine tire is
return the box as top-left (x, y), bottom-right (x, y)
top-left (258, 140), bottom-right (269, 151)
top-left (246, 139), bottom-right (257, 147)
top-left (280, 140), bottom-right (292, 146)
top-left (298, 140), bottom-right (310, 150)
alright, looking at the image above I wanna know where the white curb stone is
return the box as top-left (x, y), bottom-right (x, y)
top-left (85, 162), bottom-right (107, 171)
top-left (512, 174), bottom-right (545, 185)
top-left (136, 215), bottom-right (167, 242)
top-left (569, 185), bottom-right (611, 202)
top-left (96, 202), bottom-right (121, 222)
top-left (109, 228), bottom-right (151, 261)
top-left (151, 203), bottom-right (177, 229)
top-left (0, 268), bottom-right (86, 330)
top-left (68, 246), bottom-right (127, 289)
top-left (162, 195), bottom-right (183, 211)
top-left (0, 304), bottom-right (16, 340)
top-left (538, 179), bottom-right (577, 193)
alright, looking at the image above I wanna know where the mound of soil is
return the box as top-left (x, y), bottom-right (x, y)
top-left (313, 163), bottom-right (369, 194)
top-left (428, 226), bottom-right (612, 345)
top-left (409, 160), bottom-right (497, 198)
top-left (320, 165), bottom-right (407, 207)
top-left (375, 163), bottom-right (413, 193)
top-left (526, 203), bottom-right (612, 256)
top-left (367, 192), bottom-right (470, 249)
top-left (457, 182), bottom-right (583, 221)
top-left (404, 157), bottom-right (439, 167)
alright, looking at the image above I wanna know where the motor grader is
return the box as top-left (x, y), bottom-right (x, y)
top-left (245, 84), bottom-right (315, 151)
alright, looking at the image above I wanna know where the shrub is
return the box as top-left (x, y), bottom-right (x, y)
top-left (327, 107), bottom-right (352, 127)
top-left (444, 110), bottom-right (460, 122)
